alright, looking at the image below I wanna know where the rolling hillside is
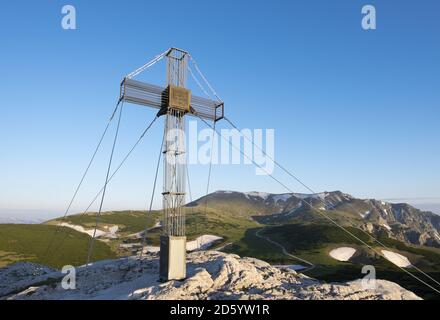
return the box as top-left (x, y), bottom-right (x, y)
top-left (0, 224), bottom-right (116, 268)
top-left (1, 189), bottom-right (440, 299)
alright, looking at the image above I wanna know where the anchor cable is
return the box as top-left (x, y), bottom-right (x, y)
top-left (198, 121), bottom-right (217, 249)
top-left (138, 128), bottom-right (165, 260)
top-left (47, 115), bottom-right (160, 261)
top-left (42, 99), bottom-right (122, 263)
top-left (86, 101), bottom-right (124, 266)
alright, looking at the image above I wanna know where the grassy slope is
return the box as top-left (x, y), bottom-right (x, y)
top-left (45, 207), bottom-right (260, 256)
top-left (46, 210), bottom-right (161, 235)
top-left (142, 207), bottom-right (261, 247)
top-left (188, 193), bottom-right (278, 217)
top-left (264, 207), bottom-right (365, 227)
top-left (0, 224), bottom-right (116, 269)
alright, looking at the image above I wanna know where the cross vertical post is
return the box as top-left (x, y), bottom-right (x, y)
top-left (160, 48), bottom-right (189, 281)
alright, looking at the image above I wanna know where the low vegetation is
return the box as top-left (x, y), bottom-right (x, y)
top-left (0, 224), bottom-right (116, 268)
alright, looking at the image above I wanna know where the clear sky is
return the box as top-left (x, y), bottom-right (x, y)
top-left (1, 0), bottom-right (439, 220)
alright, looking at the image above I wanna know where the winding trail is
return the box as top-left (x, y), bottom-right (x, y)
top-left (215, 242), bottom-right (233, 251)
top-left (255, 228), bottom-right (315, 271)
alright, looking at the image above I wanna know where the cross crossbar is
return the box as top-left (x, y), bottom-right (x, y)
top-left (120, 78), bottom-right (224, 122)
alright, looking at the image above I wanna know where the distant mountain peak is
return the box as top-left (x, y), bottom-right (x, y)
top-left (193, 190), bottom-right (440, 247)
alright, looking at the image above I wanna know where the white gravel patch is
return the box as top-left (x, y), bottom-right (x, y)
top-left (381, 250), bottom-right (412, 268)
top-left (329, 247), bottom-right (356, 262)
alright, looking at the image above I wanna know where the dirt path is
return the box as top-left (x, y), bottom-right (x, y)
top-left (215, 242), bottom-right (233, 251)
top-left (255, 228), bottom-right (315, 271)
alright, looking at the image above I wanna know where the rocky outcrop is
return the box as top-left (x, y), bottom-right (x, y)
top-left (2, 251), bottom-right (421, 300)
top-left (0, 262), bottom-right (60, 297)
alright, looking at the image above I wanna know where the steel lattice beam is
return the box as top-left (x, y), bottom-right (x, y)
top-left (120, 78), bottom-right (224, 122)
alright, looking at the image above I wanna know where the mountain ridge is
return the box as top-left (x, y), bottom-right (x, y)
top-left (189, 190), bottom-right (440, 248)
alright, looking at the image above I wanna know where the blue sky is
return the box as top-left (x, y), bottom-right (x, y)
top-left (1, 0), bottom-right (439, 220)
